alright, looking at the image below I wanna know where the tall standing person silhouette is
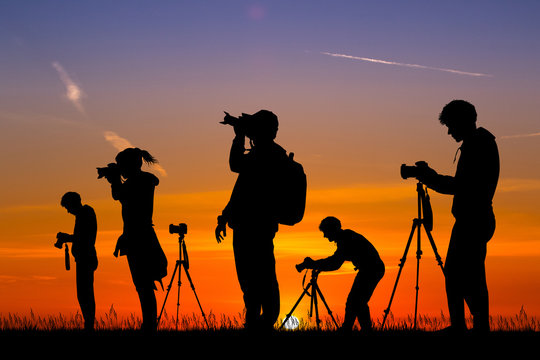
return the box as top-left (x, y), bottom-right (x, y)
top-left (215, 110), bottom-right (295, 331)
top-left (56, 191), bottom-right (98, 331)
top-left (101, 147), bottom-right (167, 333)
top-left (417, 100), bottom-right (499, 334)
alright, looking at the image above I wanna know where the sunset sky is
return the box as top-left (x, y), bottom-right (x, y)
top-left (1, 1), bottom-right (540, 326)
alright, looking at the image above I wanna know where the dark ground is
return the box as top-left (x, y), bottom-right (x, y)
top-left (1, 329), bottom-right (538, 357)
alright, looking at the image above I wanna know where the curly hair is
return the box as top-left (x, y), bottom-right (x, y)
top-left (439, 100), bottom-right (477, 126)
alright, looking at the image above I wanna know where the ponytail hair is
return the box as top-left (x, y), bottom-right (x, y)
top-left (140, 149), bottom-right (158, 165)
top-left (116, 147), bottom-right (158, 169)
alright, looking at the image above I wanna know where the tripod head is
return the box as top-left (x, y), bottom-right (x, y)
top-left (169, 223), bottom-right (189, 269)
top-left (299, 268), bottom-right (321, 290)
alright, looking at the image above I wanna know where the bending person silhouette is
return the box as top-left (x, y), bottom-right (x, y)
top-left (215, 110), bottom-right (292, 331)
top-left (416, 100), bottom-right (499, 333)
top-left (56, 191), bottom-right (98, 331)
top-left (297, 217), bottom-right (385, 332)
top-left (99, 148), bottom-right (167, 332)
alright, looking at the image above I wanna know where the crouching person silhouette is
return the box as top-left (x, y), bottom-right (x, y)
top-left (99, 148), bottom-right (167, 333)
top-left (56, 191), bottom-right (98, 331)
top-left (298, 217), bottom-right (385, 332)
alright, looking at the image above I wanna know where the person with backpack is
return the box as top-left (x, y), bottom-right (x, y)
top-left (215, 109), bottom-right (306, 331)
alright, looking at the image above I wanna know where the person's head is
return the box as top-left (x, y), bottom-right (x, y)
top-left (61, 191), bottom-right (82, 215)
top-left (115, 147), bottom-right (157, 178)
top-left (439, 100), bottom-right (477, 142)
top-left (246, 110), bottom-right (279, 144)
top-left (319, 216), bottom-right (342, 241)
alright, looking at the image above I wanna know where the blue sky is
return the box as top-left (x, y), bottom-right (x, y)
top-left (2, 0), bottom-right (540, 197)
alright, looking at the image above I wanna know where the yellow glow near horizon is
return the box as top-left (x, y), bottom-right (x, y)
top-left (2, 179), bottom-right (539, 320)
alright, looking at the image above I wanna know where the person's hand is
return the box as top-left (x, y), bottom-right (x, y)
top-left (56, 232), bottom-right (70, 243)
top-left (215, 216), bottom-right (227, 243)
top-left (416, 162), bottom-right (438, 183)
top-left (105, 172), bottom-right (122, 185)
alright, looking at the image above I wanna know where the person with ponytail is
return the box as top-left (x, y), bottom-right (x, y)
top-left (104, 147), bottom-right (167, 332)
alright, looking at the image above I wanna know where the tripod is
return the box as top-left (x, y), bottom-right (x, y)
top-left (381, 182), bottom-right (445, 329)
top-left (280, 269), bottom-right (339, 330)
top-left (157, 231), bottom-right (209, 330)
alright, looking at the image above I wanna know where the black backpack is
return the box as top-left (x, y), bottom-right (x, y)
top-left (277, 152), bottom-right (307, 226)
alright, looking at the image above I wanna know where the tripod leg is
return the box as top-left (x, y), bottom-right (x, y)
top-left (414, 222), bottom-right (423, 330)
top-left (424, 228), bottom-right (445, 275)
top-left (176, 262), bottom-right (183, 330)
top-left (312, 286), bottom-right (321, 329)
top-left (183, 266), bottom-right (210, 328)
top-left (279, 284), bottom-right (312, 330)
top-left (314, 284), bottom-right (339, 329)
top-left (157, 261), bottom-right (179, 326)
top-left (382, 220), bottom-right (418, 328)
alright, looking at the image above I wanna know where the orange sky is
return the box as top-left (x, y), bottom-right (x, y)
top-left (1, 177), bottom-right (539, 325)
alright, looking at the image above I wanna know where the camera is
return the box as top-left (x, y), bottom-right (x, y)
top-left (97, 163), bottom-right (120, 179)
top-left (54, 232), bottom-right (67, 249)
top-left (295, 257), bottom-right (314, 273)
top-left (221, 112), bottom-right (256, 138)
top-left (400, 161), bottom-right (429, 180)
top-left (169, 223), bottom-right (188, 236)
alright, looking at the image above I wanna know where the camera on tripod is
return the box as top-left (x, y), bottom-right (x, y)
top-left (295, 257), bottom-right (315, 273)
top-left (169, 223), bottom-right (187, 236)
top-left (400, 161), bottom-right (429, 180)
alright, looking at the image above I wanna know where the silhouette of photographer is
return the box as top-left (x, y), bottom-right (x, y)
top-left (297, 217), bottom-right (385, 332)
top-left (415, 100), bottom-right (499, 334)
top-left (215, 110), bottom-right (294, 331)
top-left (56, 191), bottom-right (98, 331)
top-left (99, 147), bottom-right (167, 333)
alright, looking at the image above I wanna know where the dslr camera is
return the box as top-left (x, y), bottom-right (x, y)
top-left (295, 257), bottom-right (315, 273)
top-left (221, 112), bottom-right (256, 138)
top-left (97, 163), bottom-right (121, 180)
top-left (400, 161), bottom-right (429, 180)
top-left (169, 223), bottom-right (188, 236)
top-left (54, 232), bottom-right (69, 249)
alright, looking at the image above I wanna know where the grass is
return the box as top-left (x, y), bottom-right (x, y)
top-left (0, 308), bottom-right (538, 358)
top-left (1, 305), bottom-right (539, 333)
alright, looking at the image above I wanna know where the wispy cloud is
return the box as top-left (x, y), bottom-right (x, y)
top-left (322, 52), bottom-right (493, 77)
top-left (103, 131), bottom-right (167, 177)
top-left (52, 61), bottom-right (86, 114)
top-left (500, 132), bottom-right (540, 139)
top-left (104, 131), bottom-right (133, 152)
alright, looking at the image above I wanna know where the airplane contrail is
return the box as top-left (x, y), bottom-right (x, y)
top-left (321, 52), bottom-right (493, 77)
top-left (104, 131), bottom-right (168, 177)
top-left (500, 132), bottom-right (540, 139)
top-left (52, 61), bottom-right (86, 114)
